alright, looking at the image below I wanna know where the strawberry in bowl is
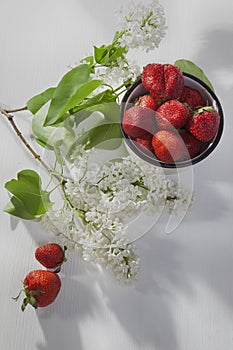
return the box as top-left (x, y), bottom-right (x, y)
top-left (120, 63), bottom-right (224, 168)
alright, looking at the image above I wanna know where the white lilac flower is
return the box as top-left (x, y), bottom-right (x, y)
top-left (41, 149), bottom-right (193, 285)
top-left (117, 1), bottom-right (167, 52)
top-left (42, 203), bottom-right (140, 284)
top-left (165, 186), bottom-right (195, 215)
top-left (64, 143), bottom-right (91, 183)
top-left (41, 206), bottom-right (83, 251)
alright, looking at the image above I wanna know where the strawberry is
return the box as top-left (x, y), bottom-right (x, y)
top-left (180, 86), bottom-right (205, 110)
top-left (138, 94), bottom-right (158, 110)
top-left (142, 63), bottom-right (184, 101)
top-left (156, 99), bottom-right (190, 130)
top-left (122, 105), bottom-right (155, 139)
top-left (133, 137), bottom-right (153, 152)
top-left (35, 243), bottom-right (67, 272)
top-left (142, 63), bottom-right (165, 100)
top-left (164, 64), bottom-right (184, 100)
top-left (13, 270), bottom-right (61, 311)
top-left (152, 130), bottom-right (185, 163)
top-left (187, 107), bottom-right (220, 142)
top-left (179, 129), bottom-right (202, 159)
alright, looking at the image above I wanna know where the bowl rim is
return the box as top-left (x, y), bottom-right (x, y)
top-left (119, 72), bottom-right (224, 168)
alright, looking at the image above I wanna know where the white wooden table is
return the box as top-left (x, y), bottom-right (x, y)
top-left (1, 1), bottom-right (233, 349)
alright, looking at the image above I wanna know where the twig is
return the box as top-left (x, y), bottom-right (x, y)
top-left (5, 106), bottom-right (28, 113)
top-left (0, 108), bottom-right (61, 182)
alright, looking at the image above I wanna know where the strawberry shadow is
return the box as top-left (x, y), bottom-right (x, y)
top-left (21, 218), bottom-right (188, 350)
top-left (11, 219), bottom-right (103, 350)
top-left (9, 190), bottom-right (233, 350)
top-left (35, 253), bottom-right (102, 350)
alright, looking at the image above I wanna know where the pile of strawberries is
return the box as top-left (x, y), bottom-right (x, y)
top-left (122, 63), bottom-right (220, 163)
top-left (14, 243), bottom-right (66, 311)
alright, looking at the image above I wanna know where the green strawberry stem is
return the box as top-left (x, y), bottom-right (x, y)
top-left (13, 284), bottom-right (43, 312)
top-left (196, 106), bottom-right (215, 114)
top-left (12, 289), bottom-right (24, 302)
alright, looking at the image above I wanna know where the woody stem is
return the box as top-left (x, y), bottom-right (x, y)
top-left (5, 106), bottom-right (28, 113)
top-left (0, 108), bottom-right (61, 182)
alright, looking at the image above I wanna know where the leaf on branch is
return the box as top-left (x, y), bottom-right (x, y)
top-left (70, 90), bottom-right (118, 128)
top-left (94, 45), bottom-right (110, 64)
top-left (32, 104), bottom-right (75, 151)
top-left (44, 64), bottom-right (102, 126)
top-left (94, 44), bottom-right (126, 66)
top-left (60, 79), bottom-right (102, 115)
top-left (107, 46), bottom-right (127, 64)
top-left (71, 89), bottom-right (117, 122)
top-left (174, 59), bottom-right (215, 92)
top-left (77, 121), bottom-right (122, 150)
top-left (4, 170), bottom-right (53, 220)
top-left (27, 87), bottom-right (56, 114)
top-left (80, 55), bottom-right (95, 68)
top-left (72, 89), bottom-right (116, 113)
top-left (96, 102), bottom-right (120, 123)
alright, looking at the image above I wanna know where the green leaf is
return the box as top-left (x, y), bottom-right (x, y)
top-left (72, 89), bottom-right (117, 113)
top-left (4, 196), bottom-right (36, 220)
top-left (107, 46), bottom-right (127, 64)
top-left (77, 121), bottom-right (122, 150)
top-left (94, 44), bottom-right (126, 66)
top-left (58, 79), bottom-right (102, 116)
top-left (112, 30), bottom-right (123, 44)
top-left (70, 90), bottom-right (117, 127)
top-left (80, 55), bottom-right (94, 67)
top-left (27, 87), bottom-right (56, 114)
top-left (94, 45), bottom-right (109, 64)
top-left (32, 104), bottom-right (75, 150)
top-left (44, 64), bottom-right (93, 126)
top-left (96, 102), bottom-right (120, 123)
top-left (174, 59), bottom-right (215, 92)
top-left (4, 170), bottom-right (53, 220)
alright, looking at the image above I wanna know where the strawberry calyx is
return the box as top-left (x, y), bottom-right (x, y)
top-left (13, 284), bottom-right (43, 311)
top-left (182, 102), bottom-right (193, 113)
top-left (195, 106), bottom-right (215, 115)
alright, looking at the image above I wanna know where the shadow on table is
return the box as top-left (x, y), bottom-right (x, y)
top-left (99, 233), bottom-right (190, 350)
top-left (8, 27), bottom-right (233, 350)
top-left (192, 28), bottom-right (233, 185)
top-left (35, 254), bottom-right (102, 350)
top-left (33, 231), bottom-right (191, 350)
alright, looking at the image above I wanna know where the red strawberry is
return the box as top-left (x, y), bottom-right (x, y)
top-left (179, 129), bottom-right (202, 159)
top-left (152, 130), bottom-right (185, 163)
top-left (133, 137), bottom-right (153, 152)
top-left (187, 107), bottom-right (220, 142)
top-left (156, 99), bottom-right (190, 130)
top-left (122, 105), bottom-right (155, 139)
top-left (13, 270), bottom-right (61, 311)
top-left (164, 64), bottom-right (184, 100)
top-left (142, 63), bottom-right (165, 100)
top-left (180, 86), bottom-right (205, 110)
top-left (138, 94), bottom-right (158, 110)
top-left (142, 63), bottom-right (184, 101)
top-left (35, 243), bottom-right (67, 272)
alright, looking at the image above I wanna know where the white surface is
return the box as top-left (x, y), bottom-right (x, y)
top-left (1, 1), bottom-right (233, 349)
